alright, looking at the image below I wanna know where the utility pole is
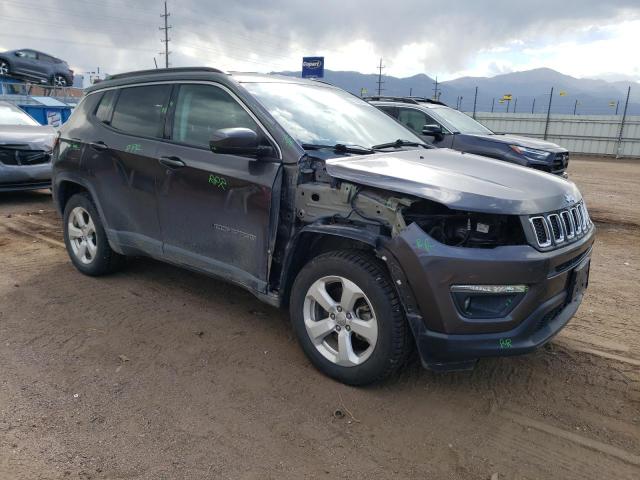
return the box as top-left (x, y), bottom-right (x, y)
top-left (616, 86), bottom-right (631, 158)
top-left (491, 98), bottom-right (495, 113)
top-left (376, 58), bottom-right (385, 96)
top-left (615, 100), bottom-right (620, 115)
top-left (409, 87), bottom-right (412, 96)
top-left (432, 76), bottom-right (440, 101)
top-left (506, 98), bottom-right (510, 113)
top-left (573, 99), bottom-right (579, 115)
top-left (472, 86), bottom-right (478, 119)
top-left (531, 98), bottom-right (536, 114)
top-left (159, 1), bottom-right (171, 68)
top-left (543, 87), bottom-right (554, 140)
top-left (513, 98), bottom-right (517, 113)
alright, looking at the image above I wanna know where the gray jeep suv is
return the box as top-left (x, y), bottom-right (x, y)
top-left (52, 68), bottom-right (594, 385)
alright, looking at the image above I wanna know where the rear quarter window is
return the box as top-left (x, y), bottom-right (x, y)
top-left (110, 85), bottom-right (172, 138)
top-left (95, 90), bottom-right (117, 123)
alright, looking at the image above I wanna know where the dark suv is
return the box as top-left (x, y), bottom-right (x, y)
top-left (0, 49), bottom-right (74, 87)
top-left (52, 68), bottom-right (594, 385)
top-left (369, 97), bottom-right (570, 176)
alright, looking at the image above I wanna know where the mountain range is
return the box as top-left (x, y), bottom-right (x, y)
top-left (275, 68), bottom-right (638, 116)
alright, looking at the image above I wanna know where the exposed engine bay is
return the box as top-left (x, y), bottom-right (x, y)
top-left (296, 157), bottom-right (527, 248)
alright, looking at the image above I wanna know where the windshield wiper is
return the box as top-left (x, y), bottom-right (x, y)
top-left (300, 143), bottom-right (375, 154)
top-left (371, 139), bottom-right (432, 150)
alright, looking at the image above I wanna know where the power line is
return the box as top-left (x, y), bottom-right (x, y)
top-left (376, 58), bottom-right (385, 96)
top-left (159, 1), bottom-right (172, 68)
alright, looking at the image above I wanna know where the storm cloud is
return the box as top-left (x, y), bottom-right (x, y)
top-left (1, 0), bottom-right (639, 77)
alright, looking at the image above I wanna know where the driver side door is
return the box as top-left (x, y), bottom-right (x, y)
top-left (155, 83), bottom-right (282, 292)
top-left (396, 107), bottom-right (454, 148)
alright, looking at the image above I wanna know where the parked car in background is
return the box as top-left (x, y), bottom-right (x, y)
top-left (0, 101), bottom-right (55, 192)
top-left (0, 49), bottom-right (74, 87)
top-left (369, 96), bottom-right (570, 176)
top-left (53, 68), bottom-right (593, 385)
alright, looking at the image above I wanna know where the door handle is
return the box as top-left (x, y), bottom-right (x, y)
top-left (159, 156), bottom-right (186, 168)
top-left (89, 141), bottom-right (108, 151)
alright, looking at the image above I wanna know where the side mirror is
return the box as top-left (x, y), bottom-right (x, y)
top-left (209, 128), bottom-right (273, 158)
top-left (15, 51), bottom-right (25, 57)
top-left (422, 124), bottom-right (443, 136)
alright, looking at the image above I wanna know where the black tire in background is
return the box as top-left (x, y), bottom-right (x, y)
top-left (290, 250), bottom-right (412, 385)
top-left (63, 192), bottom-right (125, 276)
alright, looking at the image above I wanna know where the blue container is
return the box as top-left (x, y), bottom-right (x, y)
top-left (18, 104), bottom-right (71, 127)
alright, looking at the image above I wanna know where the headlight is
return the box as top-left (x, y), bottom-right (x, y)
top-left (510, 145), bottom-right (552, 161)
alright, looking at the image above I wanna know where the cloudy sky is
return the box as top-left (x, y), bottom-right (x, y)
top-left (1, 0), bottom-right (639, 82)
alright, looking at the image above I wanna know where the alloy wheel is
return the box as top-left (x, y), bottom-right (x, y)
top-left (303, 275), bottom-right (378, 367)
top-left (67, 207), bottom-right (98, 265)
top-left (54, 75), bottom-right (67, 87)
top-left (0, 62), bottom-right (8, 76)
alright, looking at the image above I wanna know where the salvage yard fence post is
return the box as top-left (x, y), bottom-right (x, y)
top-left (616, 86), bottom-right (631, 159)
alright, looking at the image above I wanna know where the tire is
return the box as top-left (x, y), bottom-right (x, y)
top-left (63, 193), bottom-right (125, 276)
top-left (290, 250), bottom-right (411, 385)
top-left (52, 74), bottom-right (68, 87)
top-left (0, 60), bottom-right (10, 77)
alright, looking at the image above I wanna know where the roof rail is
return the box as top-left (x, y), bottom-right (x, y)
top-left (106, 67), bottom-right (226, 81)
top-left (363, 95), bottom-right (446, 106)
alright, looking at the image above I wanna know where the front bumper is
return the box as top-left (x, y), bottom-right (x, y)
top-left (384, 222), bottom-right (595, 369)
top-left (0, 162), bottom-right (52, 192)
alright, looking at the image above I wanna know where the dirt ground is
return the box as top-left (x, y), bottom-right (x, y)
top-left (0, 157), bottom-right (638, 480)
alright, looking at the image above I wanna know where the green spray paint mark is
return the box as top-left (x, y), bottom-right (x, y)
top-left (68, 142), bottom-right (81, 151)
top-left (125, 143), bottom-right (142, 153)
top-left (284, 136), bottom-right (295, 147)
top-left (208, 174), bottom-right (228, 190)
top-left (499, 338), bottom-right (513, 349)
top-left (415, 238), bottom-right (433, 252)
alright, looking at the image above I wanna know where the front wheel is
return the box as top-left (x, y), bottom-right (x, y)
top-left (52, 74), bottom-right (68, 87)
top-left (290, 250), bottom-right (411, 385)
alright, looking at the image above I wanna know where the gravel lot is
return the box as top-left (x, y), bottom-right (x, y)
top-left (0, 157), bottom-right (638, 479)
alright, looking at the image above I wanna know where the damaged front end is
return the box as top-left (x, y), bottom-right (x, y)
top-left (292, 150), bottom-right (595, 371)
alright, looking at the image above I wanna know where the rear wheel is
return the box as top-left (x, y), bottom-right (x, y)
top-left (290, 250), bottom-right (411, 385)
top-left (0, 60), bottom-right (9, 76)
top-left (63, 193), bottom-right (125, 276)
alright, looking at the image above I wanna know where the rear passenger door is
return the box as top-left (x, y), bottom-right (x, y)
top-left (84, 84), bottom-right (172, 256)
top-left (155, 83), bottom-right (281, 292)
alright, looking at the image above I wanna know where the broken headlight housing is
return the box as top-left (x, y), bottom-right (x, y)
top-left (403, 202), bottom-right (526, 248)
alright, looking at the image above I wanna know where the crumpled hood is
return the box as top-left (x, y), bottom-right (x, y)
top-left (474, 133), bottom-right (566, 152)
top-left (0, 125), bottom-right (57, 151)
top-left (325, 148), bottom-right (581, 215)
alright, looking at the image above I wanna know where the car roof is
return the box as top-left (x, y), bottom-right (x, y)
top-left (86, 68), bottom-right (337, 94)
top-left (367, 97), bottom-right (447, 108)
top-left (0, 100), bottom-right (25, 112)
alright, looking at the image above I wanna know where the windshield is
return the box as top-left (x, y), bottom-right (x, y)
top-left (242, 81), bottom-right (423, 149)
top-left (0, 104), bottom-right (39, 126)
top-left (429, 107), bottom-right (493, 135)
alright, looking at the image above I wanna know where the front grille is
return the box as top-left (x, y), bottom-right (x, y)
top-left (0, 146), bottom-right (51, 166)
top-left (528, 200), bottom-right (592, 249)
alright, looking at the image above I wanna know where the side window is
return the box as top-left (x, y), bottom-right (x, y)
top-left (110, 85), bottom-right (171, 138)
top-left (397, 108), bottom-right (432, 134)
top-left (23, 50), bottom-right (38, 60)
top-left (172, 84), bottom-right (259, 148)
top-left (95, 90), bottom-right (117, 123)
top-left (380, 106), bottom-right (399, 119)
